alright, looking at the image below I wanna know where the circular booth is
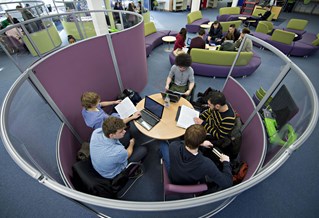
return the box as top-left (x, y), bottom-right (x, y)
top-left (0, 10), bottom-right (318, 217)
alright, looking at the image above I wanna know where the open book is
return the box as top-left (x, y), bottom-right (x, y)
top-left (114, 97), bottom-right (137, 119)
top-left (176, 105), bottom-right (199, 129)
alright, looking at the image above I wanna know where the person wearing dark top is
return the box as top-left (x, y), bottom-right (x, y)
top-left (174, 27), bottom-right (187, 51)
top-left (245, 5), bottom-right (272, 27)
top-left (207, 21), bottom-right (223, 45)
top-left (188, 28), bottom-right (206, 54)
top-left (223, 24), bottom-right (240, 43)
top-left (194, 91), bottom-right (236, 145)
top-left (160, 124), bottom-right (233, 192)
top-left (194, 92), bottom-right (236, 160)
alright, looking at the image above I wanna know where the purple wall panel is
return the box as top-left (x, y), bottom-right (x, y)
top-left (59, 124), bottom-right (81, 187)
top-left (223, 77), bottom-right (255, 123)
top-left (111, 23), bottom-right (148, 92)
top-left (33, 37), bottom-right (120, 141)
top-left (223, 78), bottom-right (265, 180)
top-left (241, 114), bottom-right (265, 180)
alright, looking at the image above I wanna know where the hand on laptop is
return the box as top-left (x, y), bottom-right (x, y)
top-left (194, 117), bottom-right (203, 125)
top-left (131, 111), bottom-right (141, 119)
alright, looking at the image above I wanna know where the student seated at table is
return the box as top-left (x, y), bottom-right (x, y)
top-left (188, 28), bottom-right (206, 54)
top-left (220, 28), bottom-right (253, 52)
top-left (222, 24), bottom-right (240, 43)
top-left (206, 21), bottom-right (223, 45)
top-left (81, 91), bottom-right (140, 129)
top-left (165, 53), bottom-right (195, 101)
top-left (244, 5), bottom-right (272, 27)
top-left (174, 27), bottom-right (187, 51)
top-left (160, 124), bottom-right (233, 193)
top-left (194, 91), bottom-right (237, 159)
top-left (90, 117), bottom-right (147, 179)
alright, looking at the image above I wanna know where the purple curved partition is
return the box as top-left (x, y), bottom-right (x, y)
top-left (223, 77), bottom-right (255, 123)
top-left (31, 23), bottom-right (148, 142)
top-left (111, 23), bottom-right (148, 92)
top-left (223, 77), bottom-right (265, 179)
top-left (58, 124), bottom-right (81, 188)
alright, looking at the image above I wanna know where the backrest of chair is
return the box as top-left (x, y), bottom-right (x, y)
top-left (219, 7), bottom-right (240, 15)
top-left (187, 11), bottom-right (202, 24)
top-left (144, 22), bottom-right (157, 36)
top-left (271, 29), bottom-right (295, 45)
top-left (220, 20), bottom-right (241, 33)
top-left (266, 13), bottom-right (275, 21)
top-left (256, 22), bottom-right (269, 34)
top-left (286, 19), bottom-right (308, 31)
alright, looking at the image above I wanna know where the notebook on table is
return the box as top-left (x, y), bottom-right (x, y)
top-left (136, 96), bottom-right (164, 131)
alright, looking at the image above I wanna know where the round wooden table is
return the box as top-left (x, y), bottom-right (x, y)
top-left (134, 93), bottom-right (194, 140)
top-left (162, 36), bottom-right (176, 52)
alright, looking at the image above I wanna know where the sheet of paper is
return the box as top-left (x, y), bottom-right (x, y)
top-left (182, 47), bottom-right (189, 53)
top-left (114, 97), bottom-right (137, 119)
top-left (176, 105), bottom-right (199, 129)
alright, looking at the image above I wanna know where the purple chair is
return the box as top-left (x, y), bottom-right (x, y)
top-left (162, 160), bottom-right (208, 200)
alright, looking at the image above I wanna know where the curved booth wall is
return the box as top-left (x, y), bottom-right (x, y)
top-left (0, 12), bottom-right (318, 217)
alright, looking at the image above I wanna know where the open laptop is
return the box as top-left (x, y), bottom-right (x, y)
top-left (136, 96), bottom-right (164, 131)
top-left (160, 92), bottom-right (180, 103)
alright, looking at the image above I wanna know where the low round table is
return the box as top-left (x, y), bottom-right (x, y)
top-left (200, 24), bottom-right (210, 29)
top-left (134, 93), bottom-right (193, 140)
top-left (238, 16), bottom-right (247, 21)
top-left (162, 36), bottom-right (176, 52)
top-left (246, 20), bottom-right (256, 28)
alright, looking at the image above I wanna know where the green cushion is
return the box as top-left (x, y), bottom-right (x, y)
top-left (144, 22), bottom-right (157, 36)
top-left (252, 8), bottom-right (266, 17)
top-left (256, 21), bottom-right (274, 34)
top-left (256, 22), bottom-right (269, 34)
top-left (187, 11), bottom-right (203, 24)
top-left (219, 7), bottom-right (240, 15)
top-left (190, 49), bottom-right (253, 66)
top-left (220, 20), bottom-right (242, 32)
top-left (271, 30), bottom-right (295, 45)
top-left (286, 19), bottom-right (308, 31)
top-left (312, 38), bottom-right (319, 46)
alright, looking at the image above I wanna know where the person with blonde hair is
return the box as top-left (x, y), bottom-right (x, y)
top-left (81, 91), bottom-right (140, 129)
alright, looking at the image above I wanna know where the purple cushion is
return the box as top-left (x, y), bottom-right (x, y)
top-left (265, 39), bottom-right (294, 55)
top-left (216, 14), bottom-right (231, 22)
top-left (290, 41), bottom-right (319, 57)
top-left (283, 28), bottom-right (306, 35)
top-left (298, 32), bottom-right (317, 46)
top-left (168, 52), bottom-right (261, 78)
top-left (252, 32), bottom-right (271, 47)
top-left (145, 32), bottom-right (167, 48)
top-left (145, 43), bottom-right (153, 57)
top-left (186, 18), bottom-right (209, 33)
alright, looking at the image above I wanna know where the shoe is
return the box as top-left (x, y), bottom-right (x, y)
top-left (129, 168), bottom-right (143, 179)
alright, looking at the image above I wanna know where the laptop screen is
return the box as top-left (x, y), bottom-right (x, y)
top-left (144, 96), bottom-right (164, 119)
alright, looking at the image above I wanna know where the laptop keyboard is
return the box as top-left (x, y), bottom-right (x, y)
top-left (141, 110), bottom-right (158, 126)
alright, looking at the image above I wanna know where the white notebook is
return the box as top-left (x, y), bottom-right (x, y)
top-left (176, 105), bottom-right (199, 129)
top-left (114, 97), bottom-right (137, 119)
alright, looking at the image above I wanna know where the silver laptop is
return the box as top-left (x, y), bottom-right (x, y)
top-left (136, 96), bottom-right (164, 130)
top-left (160, 92), bottom-right (181, 103)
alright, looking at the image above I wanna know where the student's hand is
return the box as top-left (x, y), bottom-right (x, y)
top-left (220, 154), bottom-right (230, 162)
top-left (194, 117), bottom-right (203, 124)
top-left (129, 138), bottom-right (135, 146)
top-left (216, 38), bottom-right (221, 42)
top-left (113, 100), bottom-right (122, 105)
top-left (132, 111), bottom-right (141, 119)
top-left (165, 84), bottom-right (170, 91)
top-left (184, 90), bottom-right (191, 96)
top-left (200, 140), bottom-right (213, 148)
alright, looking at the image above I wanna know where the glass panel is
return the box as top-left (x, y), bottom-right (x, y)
top-left (5, 79), bottom-right (64, 183)
top-left (261, 68), bottom-right (315, 167)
